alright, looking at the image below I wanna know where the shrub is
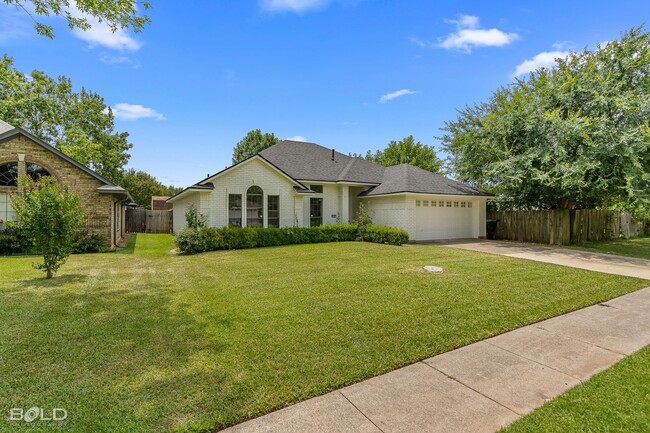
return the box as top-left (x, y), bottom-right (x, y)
top-left (70, 232), bottom-right (109, 254)
top-left (173, 228), bottom-right (205, 254)
top-left (0, 226), bottom-right (33, 255)
top-left (185, 203), bottom-right (207, 230)
top-left (174, 224), bottom-right (358, 254)
top-left (353, 202), bottom-right (373, 237)
top-left (362, 225), bottom-right (409, 245)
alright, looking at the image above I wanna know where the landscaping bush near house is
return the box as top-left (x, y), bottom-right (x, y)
top-left (0, 226), bottom-right (33, 255)
top-left (70, 232), bottom-right (110, 254)
top-left (362, 224), bottom-right (410, 245)
top-left (174, 224), bottom-right (359, 254)
top-left (175, 223), bottom-right (409, 254)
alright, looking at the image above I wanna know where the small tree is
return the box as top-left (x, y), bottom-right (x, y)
top-left (10, 177), bottom-right (86, 279)
top-left (185, 203), bottom-right (207, 230)
top-left (354, 202), bottom-right (373, 237)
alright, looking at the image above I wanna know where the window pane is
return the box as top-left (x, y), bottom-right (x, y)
top-left (310, 185), bottom-right (323, 193)
top-left (26, 163), bottom-right (50, 181)
top-left (0, 163), bottom-right (18, 187)
top-left (310, 197), bottom-right (322, 227)
top-left (229, 194), bottom-right (242, 227)
top-left (246, 186), bottom-right (263, 227)
top-left (439, 201), bottom-right (444, 207)
top-left (268, 195), bottom-right (280, 228)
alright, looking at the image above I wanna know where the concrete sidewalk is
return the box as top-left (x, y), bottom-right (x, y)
top-left (221, 287), bottom-right (650, 433)
top-left (441, 240), bottom-right (650, 280)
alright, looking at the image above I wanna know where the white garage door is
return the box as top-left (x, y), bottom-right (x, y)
top-left (415, 199), bottom-right (474, 240)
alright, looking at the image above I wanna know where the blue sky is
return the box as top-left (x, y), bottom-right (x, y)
top-left (1, 0), bottom-right (648, 187)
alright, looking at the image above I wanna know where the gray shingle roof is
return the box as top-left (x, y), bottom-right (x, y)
top-left (259, 140), bottom-right (384, 184)
top-left (359, 164), bottom-right (490, 197)
top-left (260, 141), bottom-right (488, 197)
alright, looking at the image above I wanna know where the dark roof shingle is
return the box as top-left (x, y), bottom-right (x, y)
top-left (358, 164), bottom-right (490, 197)
top-left (259, 140), bottom-right (384, 184)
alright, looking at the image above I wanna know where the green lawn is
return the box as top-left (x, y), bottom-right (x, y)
top-left (503, 345), bottom-right (650, 433)
top-left (0, 234), bottom-right (647, 433)
top-left (572, 236), bottom-right (650, 260)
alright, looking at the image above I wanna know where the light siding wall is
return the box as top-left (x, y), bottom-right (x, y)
top-left (171, 194), bottom-right (201, 233)
top-left (361, 195), bottom-right (410, 232)
top-left (206, 158), bottom-right (299, 229)
top-left (302, 183), bottom-right (341, 225)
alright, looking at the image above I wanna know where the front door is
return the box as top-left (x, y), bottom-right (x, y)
top-left (310, 197), bottom-right (322, 227)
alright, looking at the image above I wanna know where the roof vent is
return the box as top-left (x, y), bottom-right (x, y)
top-left (331, 149), bottom-right (335, 161)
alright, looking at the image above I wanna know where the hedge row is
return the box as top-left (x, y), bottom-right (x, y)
top-left (174, 224), bottom-right (358, 254)
top-left (362, 224), bottom-right (410, 246)
top-left (174, 223), bottom-right (410, 254)
top-left (0, 226), bottom-right (108, 255)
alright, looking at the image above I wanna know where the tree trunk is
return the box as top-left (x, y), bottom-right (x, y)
top-left (46, 265), bottom-right (53, 279)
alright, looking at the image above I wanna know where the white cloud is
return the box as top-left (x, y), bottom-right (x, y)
top-left (379, 89), bottom-right (416, 103)
top-left (260, 0), bottom-right (330, 13)
top-left (513, 50), bottom-right (570, 77)
top-left (286, 135), bottom-right (307, 142)
top-left (68, 3), bottom-right (141, 51)
top-left (98, 53), bottom-right (139, 66)
top-left (111, 103), bottom-right (165, 121)
top-left (437, 15), bottom-right (518, 53)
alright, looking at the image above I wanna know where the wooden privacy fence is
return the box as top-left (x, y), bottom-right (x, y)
top-left (487, 210), bottom-right (649, 245)
top-left (126, 208), bottom-right (173, 234)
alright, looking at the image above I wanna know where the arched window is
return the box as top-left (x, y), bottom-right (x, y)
top-left (26, 163), bottom-right (50, 180)
top-left (0, 162), bottom-right (18, 187)
top-left (246, 185), bottom-right (263, 227)
top-left (0, 162), bottom-right (51, 187)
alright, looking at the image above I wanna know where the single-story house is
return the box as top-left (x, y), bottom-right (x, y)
top-left (169, 141), bottom-right (489, 241)
top-left (0, 120), bottom-right (131, 247)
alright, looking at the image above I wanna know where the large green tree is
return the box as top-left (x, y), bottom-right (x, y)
top-left (362, 136), bottom-right (443, 173)
top-left (441, 26), bottom-right (650, 215)
top-left (4, 0), bottom-right (151, 39)
top-left (118, 169), bottom-right (182, 209)
top-left (0, 55), bottom-right (132, 182)
top-left (232, 129), bottom-right (279, 164)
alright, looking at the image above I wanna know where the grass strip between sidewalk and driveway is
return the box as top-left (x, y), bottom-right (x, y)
top-left (0, 234), bottom-right (647, 432)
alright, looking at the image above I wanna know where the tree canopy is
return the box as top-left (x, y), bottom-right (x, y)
top-left (4, 0), bottom-right (151, 39)
top-left (0, 55), bottom-right (132, 183)
top-left (441, 26), bottom-right (650, 215)
top-left (118, 169), bottom-right (181, 209)
top-left (232, 129), bottom-right (279, 164)
top-left (360, 136), bottom-right (443, 173)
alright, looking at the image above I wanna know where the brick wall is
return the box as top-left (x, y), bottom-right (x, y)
top-left (0, 135), bottom-right (121, 246)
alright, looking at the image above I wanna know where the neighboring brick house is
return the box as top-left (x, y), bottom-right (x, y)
top-left (151, 196), bottom-right (173, 211)
top-left (0, 120), bottom-right (131, 247)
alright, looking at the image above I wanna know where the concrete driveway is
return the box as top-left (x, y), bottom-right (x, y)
top-left (439, 239), bottom-right (650, 280)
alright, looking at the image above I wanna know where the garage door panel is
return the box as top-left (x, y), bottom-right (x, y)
top-left (415, 201), bottom-right (474, 240)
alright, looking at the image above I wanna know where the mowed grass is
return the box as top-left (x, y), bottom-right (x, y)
top-left (0, 235), bottom-right (647, 432)
top-left (503, 345), bottom-right (650, 433)
top-left (572, 236), bottom-right (650, 260)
